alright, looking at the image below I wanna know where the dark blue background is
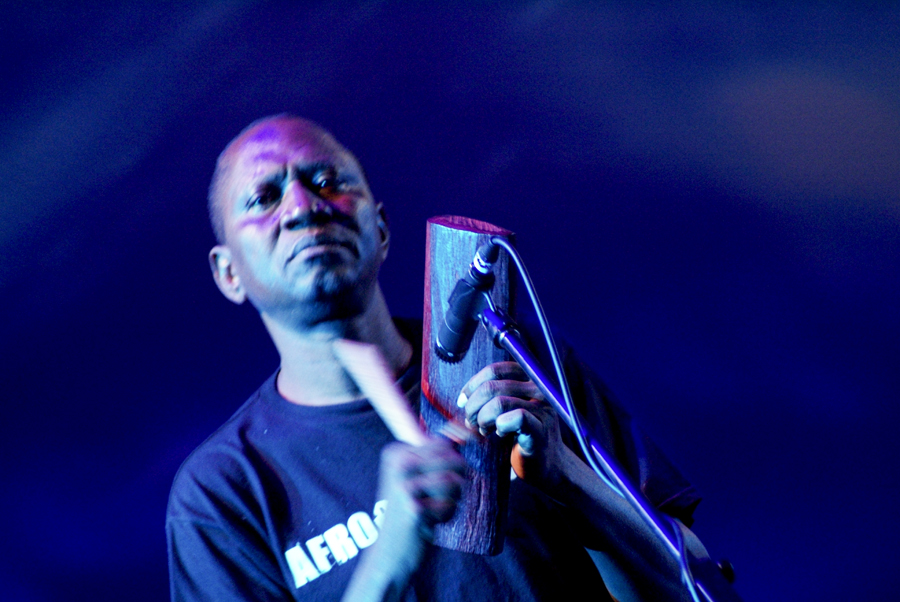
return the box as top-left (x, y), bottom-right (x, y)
top-left (2, 2), bottom-right (898, 600)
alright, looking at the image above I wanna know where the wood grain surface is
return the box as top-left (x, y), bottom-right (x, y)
top-left (421, 215), bottom-right (515, 556)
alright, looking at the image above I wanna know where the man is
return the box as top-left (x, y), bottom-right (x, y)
top-left (166, 115), bottom-right (704, 601)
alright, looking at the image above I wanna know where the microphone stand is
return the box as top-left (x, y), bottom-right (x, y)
top-left (479, 306), bottom-right (743, 602)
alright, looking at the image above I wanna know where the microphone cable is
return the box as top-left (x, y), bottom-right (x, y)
top-left (487, 236), bottom-right (622, 496)
top-left (488, 235), bottom-right (703, 602)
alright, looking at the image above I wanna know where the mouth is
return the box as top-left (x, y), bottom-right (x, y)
top-left (286, 230), bottom-right (359, 264)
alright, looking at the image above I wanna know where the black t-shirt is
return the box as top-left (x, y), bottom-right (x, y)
top-left (166, 321), bottom-right (699, 601)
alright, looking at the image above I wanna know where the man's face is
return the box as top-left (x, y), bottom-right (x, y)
top-left (210, 117), bottom-right (388, 326)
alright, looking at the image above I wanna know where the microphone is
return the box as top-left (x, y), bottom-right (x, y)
top-left (435, 241), bottom-right (500, 363)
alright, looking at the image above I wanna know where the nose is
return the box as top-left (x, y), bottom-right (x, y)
top-left (278, 181), bottom-right (333, 230)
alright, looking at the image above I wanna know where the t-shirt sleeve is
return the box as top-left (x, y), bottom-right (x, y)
top-left (166, 453), bottom-right (293, 602)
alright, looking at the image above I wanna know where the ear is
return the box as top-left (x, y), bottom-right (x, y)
top-left (209, 245), bottom-right (247, 305)
top-left (375, 204), bottom-right (390, 259)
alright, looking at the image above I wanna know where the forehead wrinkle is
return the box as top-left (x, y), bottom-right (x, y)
top-left (209, 116), bottom-right (370, 242)
top-left (232, 134), bottom-right (350, 170)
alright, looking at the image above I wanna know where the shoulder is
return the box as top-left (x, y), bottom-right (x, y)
top-left (167, 375), bottom-right (276, 524)
top-left (165, 376), bottom-right (297, 600)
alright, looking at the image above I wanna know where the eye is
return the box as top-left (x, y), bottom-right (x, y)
top-left (311, 168), bottom-right (348, 195)
top-left (247, 183), bottom-right (282, 210)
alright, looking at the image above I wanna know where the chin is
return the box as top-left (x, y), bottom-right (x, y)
top-left (303, 270), bottom-right (374, 324)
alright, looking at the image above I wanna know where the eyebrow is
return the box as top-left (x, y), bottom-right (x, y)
top-left (294, 161), bottom-right (362, 184)
top-left (295, 161), bottom-right (335, 177)
top-left (250, 166), bottom-right (288, 189)
top-left (240, 156), bottom-right (359, 197)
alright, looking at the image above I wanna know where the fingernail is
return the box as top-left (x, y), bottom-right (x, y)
top-left (456, 391), bottom-right (467, 408)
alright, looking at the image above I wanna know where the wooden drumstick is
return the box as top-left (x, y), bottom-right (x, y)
top-left (332, 339), bottom-right (472, 446)
top-left (332, 339), bottom-right (429, 446)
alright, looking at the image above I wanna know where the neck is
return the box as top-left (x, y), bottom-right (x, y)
top-left (261, 284), bottom-right (413, 406)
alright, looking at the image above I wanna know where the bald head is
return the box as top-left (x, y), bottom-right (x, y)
top-left (208, 115), bottom-right (357, 243)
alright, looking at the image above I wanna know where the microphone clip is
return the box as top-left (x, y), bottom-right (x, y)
top-left (434, 242), bottom-right (499, 363)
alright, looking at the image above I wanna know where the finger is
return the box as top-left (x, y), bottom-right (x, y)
top-left (411, 468), bottom-right (465, 501)
top-left (463, 380), bottom-right (541, 427)
top-left (410, 472), bottom-right (464, 524)
top-left (469, 395), bottom-right (534, 433)
top-left (418, 522), bottom-right (436, 542)
top-left (382, 441), bottom-right (466, 478)
top-left (420, 498), bottom-right (458, 525)
top-left (416, 443), bottom-right (467, 475)
top-left (495, 407), bottom-right (545, 456)
top-left (457, 362), bottom-right (531, 408)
